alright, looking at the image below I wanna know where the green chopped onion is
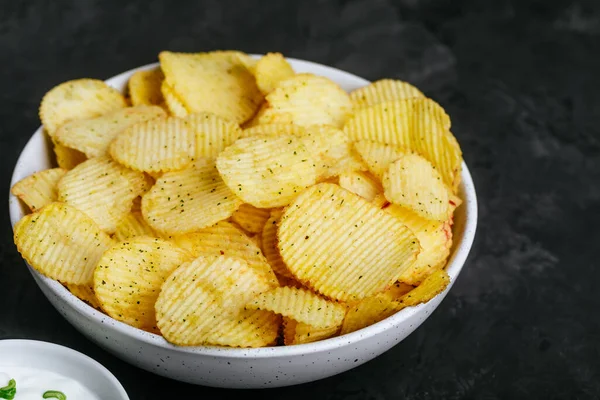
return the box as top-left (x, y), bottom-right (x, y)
top-left (0, 379), bottom-right (16, 400)
top-left (43, 390), bottom-right (67, 400)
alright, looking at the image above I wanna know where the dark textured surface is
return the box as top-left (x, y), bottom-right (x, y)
top-left (1, 0), bottom-right (599, 398)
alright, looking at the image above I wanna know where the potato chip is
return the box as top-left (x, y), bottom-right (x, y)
top-left (39, 79), bottom-right (127, 136)
top-left (350, 79), bottom-right (424, 109)
top-left (261, 213), bottom-right (294, 279)
top-left (203, 308), bottom-right (280, 348)
top-left (338, 170), bottom-right (382, 201)
top-left (128, 68), bottom-right (165, 106)
top-left (254, 52), bottom-right (295, 95)
top-left (398, 270), bottom-right (450, 307)
top-left (343, 98), bottom-right (461, 189)
top-left (110, 115), bottom-right (196, 173)
top-left (216, 135), bottom-right (318, 208)
top-left (114, 211), bottom-right (164, 242)
top-left (246, 286), bottom-right (346, 329)
top-left (241, 123), bottom-right (306, 138)
top-left (11, 168), bottom-right (66, 212)
top-left (172, 220), bottom-right (278, 287)
top-left (161, 81), bottom-right (188, 117)
top-left (371, 193), bottom-right (389, 209)
top-left (58, 156), bottom-right (150, 233)
top-left (13, 203), bottom-right (113, 285)
top-left (212, 50), bottom-right (257, 70)
top-left (230, 203), bottom-right (271, 234)
top-left (257, 73), bottom-right (353, 128)
top-left (53, 143), bottom-right (86, 170)
top-left (66, 283), bottom-right (101, 310)
top-left (155, 255), bottom-right (274, 346)
top-left (353, 140), bottom-right (407, 180)
top-left (159, 51), bottom-right (262, 123)
top-left (283, 317), bottom-right (339, 345)
top-left (278, 183), bottom-right (419, 301)
top-left (94, 237), bottom-right (190, 332)
top-left (382, 154), bottom-right (450, 221)
top-left (186, 112), bottom-right (242, 159)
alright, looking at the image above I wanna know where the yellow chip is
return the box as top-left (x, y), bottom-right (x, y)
top-left (382, 154), bottom-right (451, 221)
top-left (94, 237), bottom-right (190, 332)
top-left (159, 51), bottom-right (262, 123)
top-left (278, 183), bottom-right (420, 301)
top-left (13, 203), bottom-right (113, 285)
top-left (66, 283), bottom-right (101, 310)
top-left (142, 162), bottom-right (242, 234)
top-left (353, 140), bottom-right (408, 180)
top-left (58, 156), bottom-right (150, 233)
top-left (114, 211), bottom-right (164, 242)
top-left (350, 79), bottom-right (424, 109)
top-left (338, 170), bottom-right (383, 201)
top-left (155, 255), bottom-right (274, 346)
top-left (398, 270), bottom-right (450, 307)
top-left (386, 204), bottom-right (452, 285)
top-left (110, 115), bottom-right (196, 173)
top-left (246, 286), bottom-right (346, 329)
top-left (241, 123), bottom-right (306, 138)
top-left (11, 168), bottom-right (66, 212)
top-left (54, 105), bottom-right (166, 158)
top-left (254, 52), bottom-right (295, 95)
top-left (186, 112), bottom-right (242, 159)
top-left (216, 135), bottom-right (318, 208)
top-left (53, 143), bottom-right (86, 170)
top-left (230, 203), bottom-right (271, 234)
top-left (203, 309), bottom-right (281, 348)
top-left (343, 98), bottom-right (461, 189)
top-left (161, 81), bottom-right (189, 117)
top-left (128, 68), bottom-right (165, 106)
top-left (261, 213), bottom-right (294, 279)
top-left (283, 317), bottom-right (339, 345)
top-left (39, 78), bottom-right (127, 136)
top-left (257, 73), bottom-right (353, 128)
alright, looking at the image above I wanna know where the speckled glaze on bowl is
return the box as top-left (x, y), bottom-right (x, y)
top-left (8, 57), bottom-right (478, 389)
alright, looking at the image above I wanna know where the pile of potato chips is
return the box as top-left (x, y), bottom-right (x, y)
top-left (12, 50), bottom-right (462, 347)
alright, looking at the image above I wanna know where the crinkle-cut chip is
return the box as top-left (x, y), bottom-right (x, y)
top-left (246, 286), bottom-right (346, 329)
top-left (110, 115), bottom-right (195, 173)
top-left (257, 73), bottom-right (353, 128)
top-left (371, 193), bottom-right (389, 209)
top-left (159, 51), bottom-right (262, 124)
top-left (343, 98), bottom-right (461, 188)
top-left (54, 105), bottom-right (166, 158)
top-left (350, 79), bottom-right (424, 109)
top-left (276, 275), bottom-right (306, 289)
top-left (278, 183), bottom-right (419, 302)
top-left (57, 156), bottom-right (150, 233)
top-left (241, 102), bottom-right (268, 129)
top-left (142, 162), bottom-right (242, 235)
top-left (161, 81), bottom-right (188, 117)
top-left (254, 52), bottom-right (295, 95)
top-left (39, 79), bottom-right (127, 136)
top-left (249, 232), bottom-right (262, 250)
top-left (283, 317), bottom-right (339, 345)
top-left (186, 112), bottom-right (242, 159)
top-left (94, 237), bottom-right (190, 332)
top-left (114, 211), bottom-right (166, 242)
top-left (339, 170), bottom-right (383, 201)
top-left (383, 154), bottom-right (450, 221)
top-left (230, 203), bottom-right (271, 234)
top-left (386, 204), bottom-right (452, 285)
top-left (11, 168), bottom-right (66, 212)
top-left (54, 144), bottom-right (86, 170)
top-left (398, 270), bottom-right (450, 307)
top-left (172, 221), bottom-right (278, 287)
top-left (66, 283), bottom-right (101, 310)
top-left (261, 214), bottom-right (294, 279)
top-left (216, 135), bottom-right (318, 208)
top-left (128, 68), bottom-right (165, 106)
top-left (353, 140), bottom-right (408, 180)
top-left (211, 50), bottom-right (257, 71)
top-left (13, 203), bottom-right (113, 285)
top-left (203, 309), bottom-right (281, 348)
top-left (155, 255), bottom-right (274, 346)
top-left (241, 123), bottom-right (306, 138)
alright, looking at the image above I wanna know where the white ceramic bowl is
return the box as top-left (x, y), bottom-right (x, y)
top-left (0, 339), bottom-right (129, 399)
top-left (9, 57), bottom-right (477, 389)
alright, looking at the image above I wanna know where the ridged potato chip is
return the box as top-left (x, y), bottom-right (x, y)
top-left (338, 170), bottom-right (383, 201)
top-left (161, 81), bottom-right (188, 117)
top-left (382, 154), bottom-right (451, 221)
top-left (278, 183), bottom-right (420, 301)
top-left (241, 123), bottom-right (306, 138)
top-left (203, 308), bottom-right (281, 348)
top-left (13, 203), bottom-right (113, 285)
top-left (216, 135), bottom-right (318, 208)
top-left (128, 68), bottom-right (165, 106)
top-left (155, 255), bottom-right (274, 346)
top-left (114, 211), bottom-right (164, 242)
top-left (159, 51), bottom-right (262, 123)
top-left (254, 52), bottom-right (295, 95)
top-left (53, 143), bottom-right (86, 170)
top-left (142, 162), bottom-right (242, 234)
top-left (54, 105), bottom-right (166, 158)
top-left (283, 317), bottom-right (339, 345)
top-left (11, 168), bottom-right (66, 212)
top-left (353, 140), bottom-right (407, 179)
top-left (110, 115), bottom-right (196, 173)
top-left (261, 213), bottom-right (294, 279)
top-left (66, 283), bottom-right (101, 310)
top-left (230, 203), bottom-right (271, 234)
top-left (40, 79), bottom-right (127, 135)
top-left (398, 270), bottom-right (450, 307)
top-left (94, 237), bottom-right (190, 332)
top-left (58, 156), bottom-right (150, 233)
top-left (350, 79), bottom-right (424, 109)
top-left (186, 112), bottom-right (242, 159)
top-left (246, 286), bottom-right (346, 329)
top-left (257, 73), bottom-right (353, 128)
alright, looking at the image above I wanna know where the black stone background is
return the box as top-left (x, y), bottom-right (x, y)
top-left (1, 0), bottom-right (599, 399)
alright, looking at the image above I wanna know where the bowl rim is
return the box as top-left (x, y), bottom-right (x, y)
top-left (8, 58), bottom-right (478, 359)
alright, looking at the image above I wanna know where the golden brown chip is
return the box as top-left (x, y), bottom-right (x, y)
top-left (261, 213), bottom-right (294, 279)
top-left (114, 211), bottom-right (164, 242)
top-left (11, 168), bottom-right (66, 212)
top-left (338, 170), bottom-right (383, 201)
top-left (186, 112), bottom-right (242, 159)
top-left (283, 317), bottom-right (339, 345)
top-left (398, 270), bottom-right (450, 307)
top-left (353, 140), bottom-right (408, 180)
top-left (66, 283), bottom-right (101, 310)
top-left (53, 143), bottom-right (87, 170)
top-left (254, 52), bottom-right (295, 95)
top-left (161, 81), bottom-right (189, 117)
top-left (350, 79), bottom-right (424, 109)
top-left (241, 123), bottom-right (306, 138)
top-left (203, 309), bottom-right (281, 348)
top-left (128, 68), bottom-right (165, 106)
top-left (13, 203), bottom-right (113, 285)
top-left (230, 203), bottom-right (271, 234)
